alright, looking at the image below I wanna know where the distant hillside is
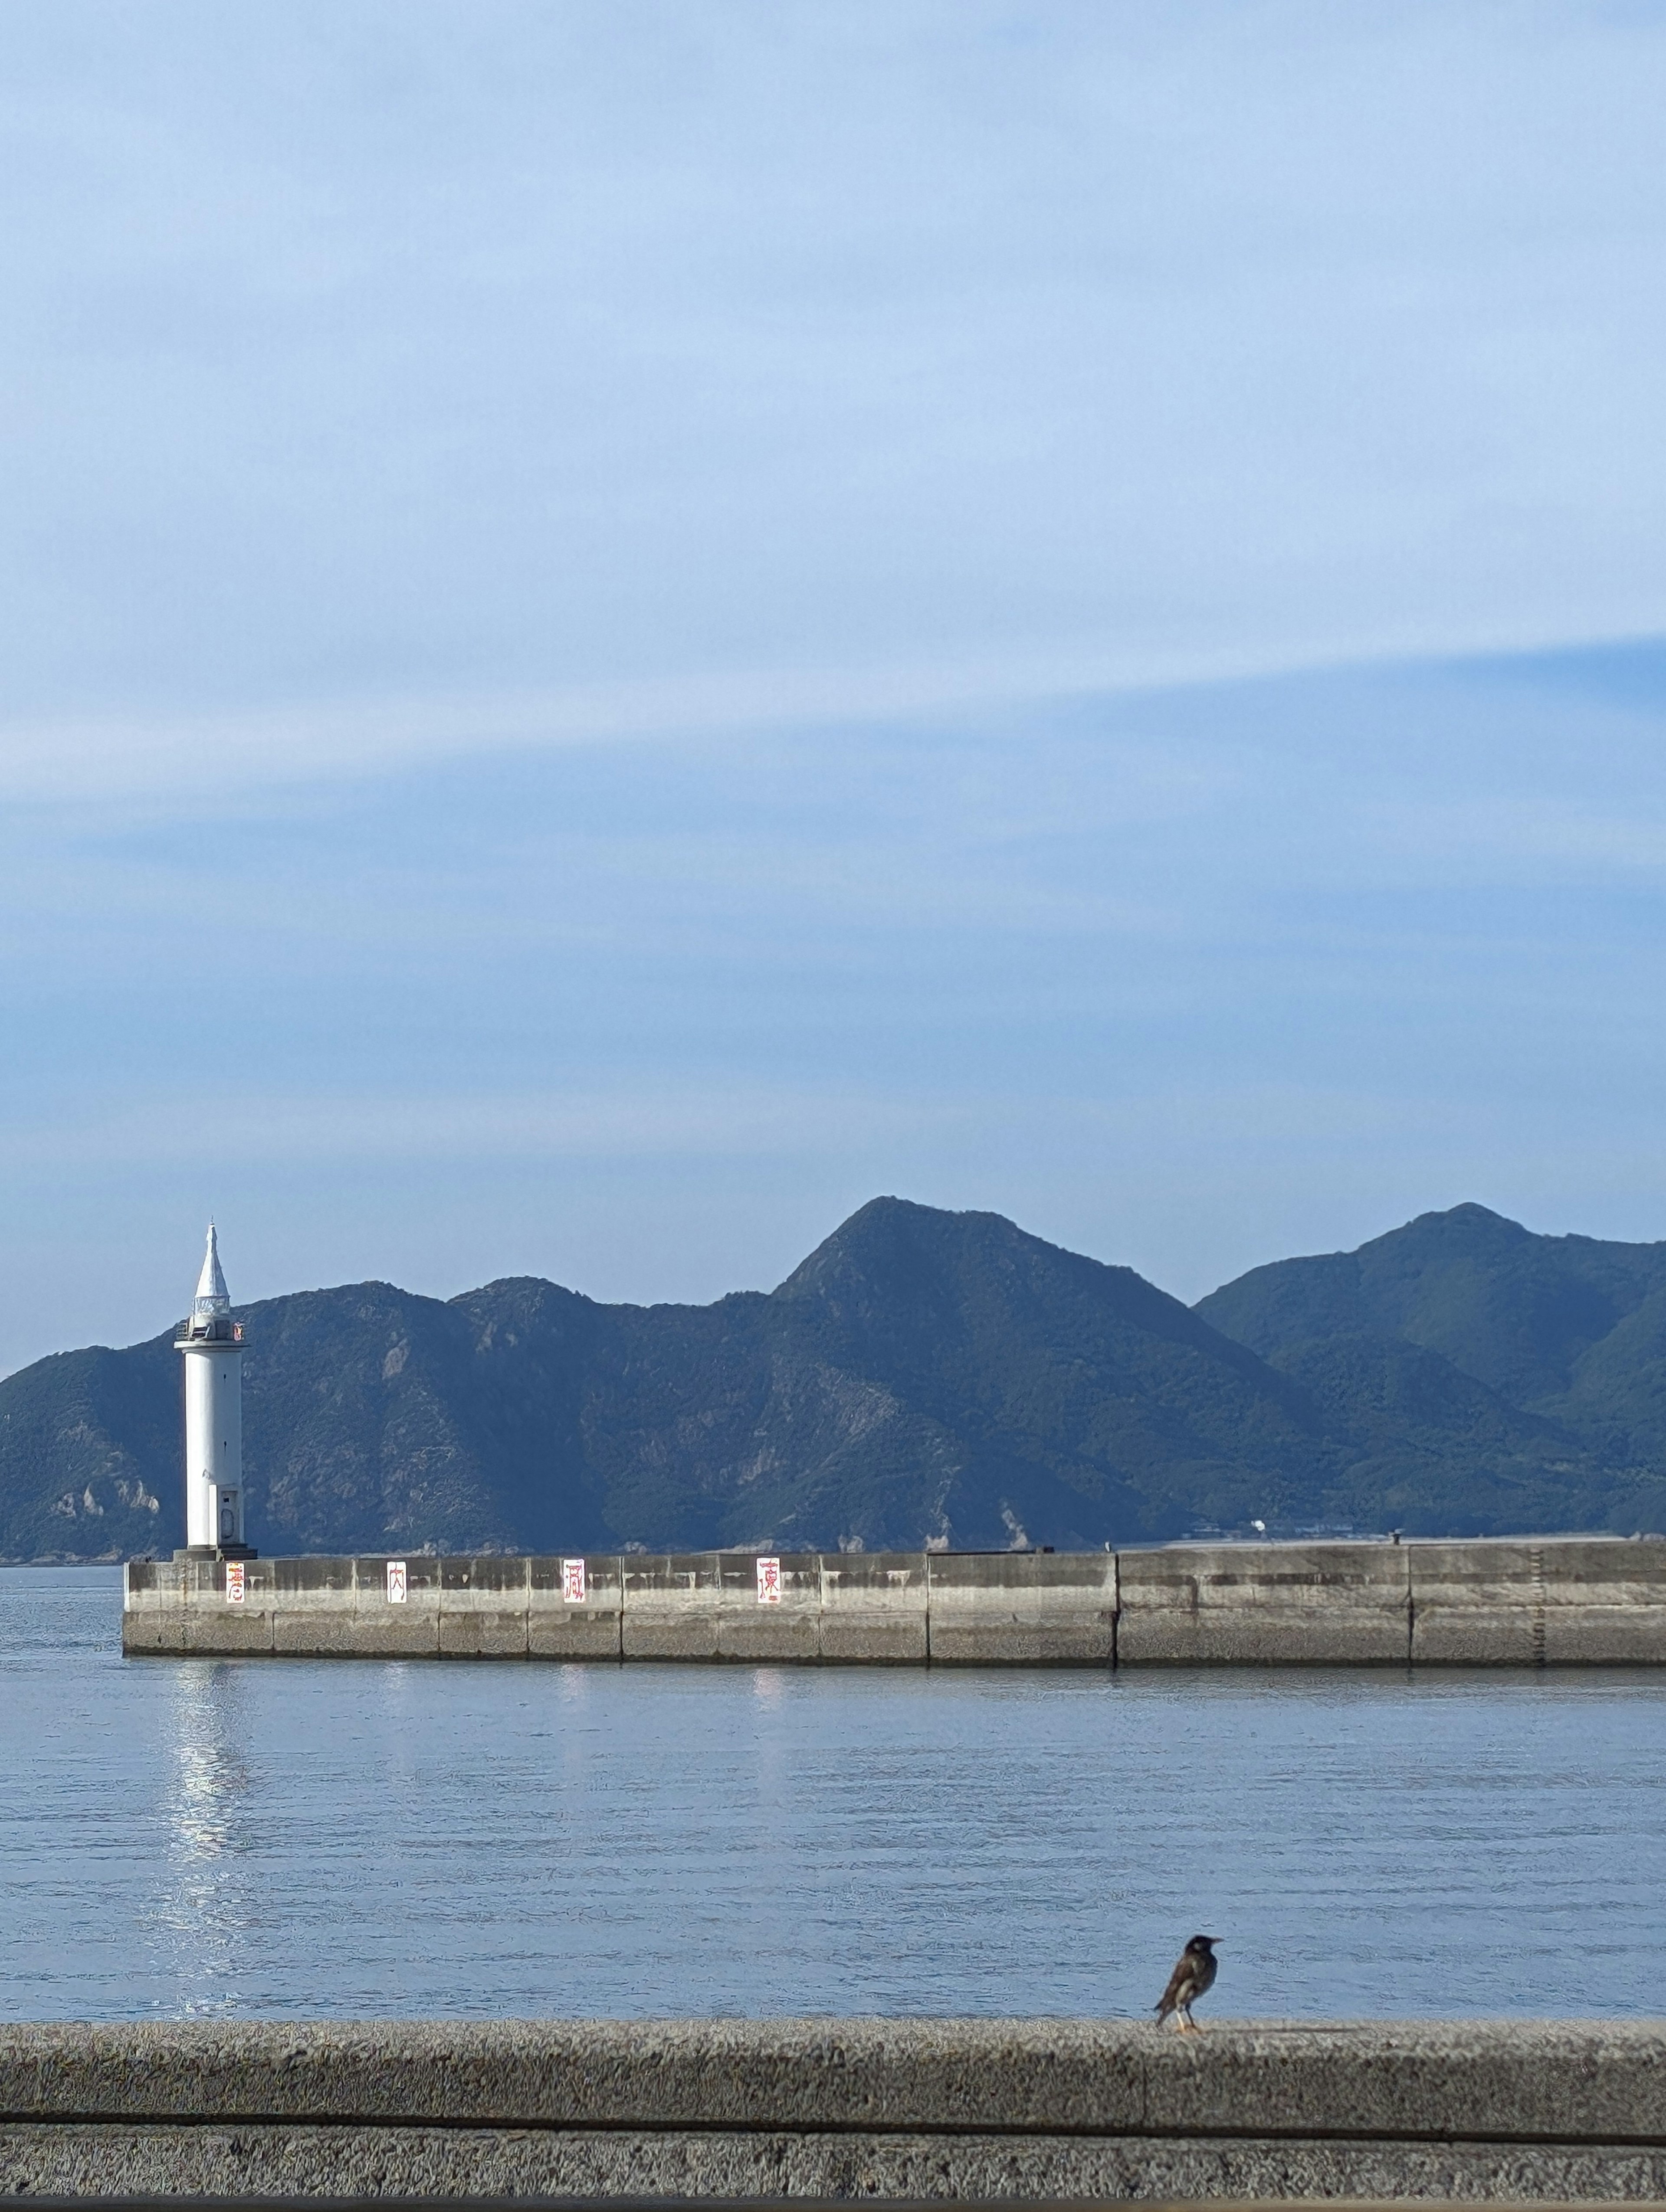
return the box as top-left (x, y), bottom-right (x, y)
top-left (1196, 1202), bottom-right (1666, 1536)
top-left (6, 1196), bottom-right (1666, 1562)
top-left (0, 1198), bottom-right (1332, 1561)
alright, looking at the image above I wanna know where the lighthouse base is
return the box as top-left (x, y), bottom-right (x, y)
top-left (174, 1544), bottom-right (259, 1562)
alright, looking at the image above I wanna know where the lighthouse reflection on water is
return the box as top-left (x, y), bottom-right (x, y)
top-left (161, 1662), bottom-right (255, 2014)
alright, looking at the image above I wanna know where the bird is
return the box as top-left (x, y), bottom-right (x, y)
top-left (1154, 1934), bottom-right (1220, 2032)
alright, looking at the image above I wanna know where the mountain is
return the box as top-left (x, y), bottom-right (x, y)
top-left (8, 1195), bottom-right (1666, 1564)
top-left (1195, 1202), bottom-right (1666, 1535)
top-left (1196, 1202), bottom-right (1666, 1404)
top-left (1, 1198), bottom-right (1334, 1561)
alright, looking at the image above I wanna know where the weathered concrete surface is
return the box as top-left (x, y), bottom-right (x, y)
top-left (439, 1556), bottom-right (529, 1658)
top-left (528, 1554), bottom-right (623, 1659)
top-left (1410, 1540), bottom-right (1666, 1666)
top-left (3, 2020), bottom-right (1666, 2198)
top-left (124, 1537), bottom-right (1666, 1667)
top-left (926, 1551), bottom-right (1117, 1665)
top-left (270, 1555), bottom-right (353, 1657)
top-left (820, 1553), bottom-right (930, 1662)
top-left (1116, 1544), bottom-right (1412, 1666)
top-left (618, 1552), bottom-right (822, 1662)
top-left (351, 1557), bottom-right (441, 1657)
top-left (13, 2123), bottom-right (1666, 2199)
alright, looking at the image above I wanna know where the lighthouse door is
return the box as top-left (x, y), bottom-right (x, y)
top-left (218, 1489), bottom-right (238, 1543)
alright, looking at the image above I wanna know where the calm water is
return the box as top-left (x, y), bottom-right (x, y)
top-left (3, 1565), bottom-right (1663, 2021)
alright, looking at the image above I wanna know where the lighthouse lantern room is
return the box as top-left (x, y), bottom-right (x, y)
top-left (174, 1225), bottom-right (255, 1560)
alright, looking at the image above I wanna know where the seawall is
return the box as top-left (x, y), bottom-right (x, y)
top-left (3, 2019), bottom-right (1666, 2198)
top-left (121, 1537), bottom-right (1666, 1665)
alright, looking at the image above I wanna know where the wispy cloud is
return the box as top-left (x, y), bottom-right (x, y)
top-left (4, 5), bottom-right (1666, 762)
top-left (0, 1084), bottom-right (968, 1171)
top-left (0, 643), bottom-right (1343, 809)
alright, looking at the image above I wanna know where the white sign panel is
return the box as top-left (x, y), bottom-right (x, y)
top-left (386, 1559), bottom-right (408, 1603)
top-left (756, 1554), bottom-right (782, 1604)
top-left (224, 1560), bottom-right (246, 1605)
top-left (561, 1557), bottom-right (587, 1603)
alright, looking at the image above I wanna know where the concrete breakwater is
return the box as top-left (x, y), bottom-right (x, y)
top-left (122, 1536), bottom-right (1666, 1664)
top-left (3, 2019), bottom-right (1666, 2198)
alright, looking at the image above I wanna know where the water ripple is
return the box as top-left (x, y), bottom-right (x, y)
top-left (3, 1567), bottom-right (1663, 2020)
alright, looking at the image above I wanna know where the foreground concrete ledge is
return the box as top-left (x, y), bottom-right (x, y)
top-left (3, 2020), bottom-right (1666, 2138)
top-left (8, 2022), bottom-right (1666, 2199)
top-left (12, 2203), bottom-right (1626, 2212)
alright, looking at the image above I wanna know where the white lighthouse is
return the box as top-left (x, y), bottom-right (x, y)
top-left (175, 1225), bottom-right (254, 1558)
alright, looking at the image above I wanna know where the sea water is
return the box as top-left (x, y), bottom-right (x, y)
top-left (3, 1564), bottom-right (1663, 2022)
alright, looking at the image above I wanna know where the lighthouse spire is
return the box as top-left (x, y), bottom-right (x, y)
top-left (193, 1222), bottom-right (231, 1323)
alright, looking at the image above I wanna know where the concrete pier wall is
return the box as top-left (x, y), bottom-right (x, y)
top-left (1410, 1539), bottom-right (1666, 1665)
top-left (926, 1548), bottom-right (1118, 1664)
top-left (122, 1535), bottom-right (1666, 1666)
top-left (3, 2019), bottom-right (1666, 2198)
top-left (1115, 1543), bottom-right (1411, 1666)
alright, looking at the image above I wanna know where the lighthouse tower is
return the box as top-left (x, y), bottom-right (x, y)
top-left (174, 1225), bottom-right (254, 1559)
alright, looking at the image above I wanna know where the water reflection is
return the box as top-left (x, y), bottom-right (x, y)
top-left (170, 1666), bottom-right (253, 1857)
top-left (157, 1662), bottom-right (256, 2014)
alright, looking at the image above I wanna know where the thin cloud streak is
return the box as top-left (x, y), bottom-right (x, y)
top-left (0, 637), bottom-right (1505, 808)
top-left (0, 1086), bottom-right (972, 1171)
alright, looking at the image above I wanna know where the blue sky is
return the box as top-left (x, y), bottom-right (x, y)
top-left (5, 3), bottom-right (1666, 1374)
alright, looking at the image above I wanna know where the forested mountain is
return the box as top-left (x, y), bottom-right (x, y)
top-left (1195, 1201), bottom-right (1666, 1537)
top-left (4, 1197), bottom-right (1666, 1561)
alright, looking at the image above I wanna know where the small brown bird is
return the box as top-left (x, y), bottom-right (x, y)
top-left (1154, 1934), bottom-right (1220, 2032)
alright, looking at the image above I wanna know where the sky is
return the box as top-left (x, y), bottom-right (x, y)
top-left (5, 2), bottom-right (1666, 1376)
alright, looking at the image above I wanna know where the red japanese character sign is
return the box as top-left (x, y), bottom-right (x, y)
top-left (756, 1555), bottom-right (782, 1605)
top-left (386, 1559), bottom-right (408, 1603)
top-left (562, 1557), bottom-right (587, 1603)
top-left (224, 1560), bottom-right (246, 1605)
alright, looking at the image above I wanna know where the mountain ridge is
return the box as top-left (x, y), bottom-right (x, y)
top-left (6, 1195), bottom-right (1666, 1561)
